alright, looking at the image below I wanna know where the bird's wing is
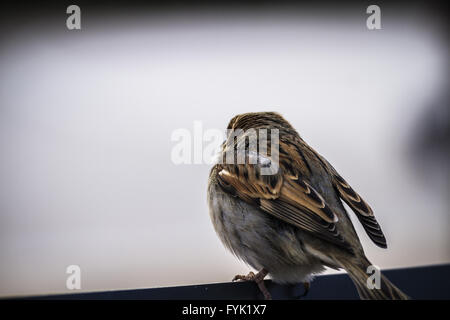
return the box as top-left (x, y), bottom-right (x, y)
top-left (330, 171), bottom-right (387, 248)
top-left (216, 150), bottom-right (353, 252)
top-left (309, 150), bottom-right (388, 248)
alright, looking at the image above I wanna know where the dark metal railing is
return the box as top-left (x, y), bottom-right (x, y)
top-left (18, 264), bottom-right (450, 300)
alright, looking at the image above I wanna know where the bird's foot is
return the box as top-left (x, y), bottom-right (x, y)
top-left (232, 269), bottom-right (272, 300)
top-left (297, 281), bottom-right (310, 298)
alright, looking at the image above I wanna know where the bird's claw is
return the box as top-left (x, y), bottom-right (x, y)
top-left (232, 269), bottom-right (272, 300)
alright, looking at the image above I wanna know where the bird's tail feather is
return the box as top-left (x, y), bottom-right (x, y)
top-left (338, 257), bottom-right (409, 300)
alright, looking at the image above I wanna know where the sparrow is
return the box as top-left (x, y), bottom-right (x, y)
top-left (207, 112), bottom-right (408, 300)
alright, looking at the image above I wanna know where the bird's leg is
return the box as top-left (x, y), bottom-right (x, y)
top-left (292, 281), bottom-right (311, 299)
top-left (299, 281), bottom-right (310, 298)
top-left (232, 268), bottom-right (272, 300)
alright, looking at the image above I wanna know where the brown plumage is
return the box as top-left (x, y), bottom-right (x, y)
top-left (207, 111), bottom-right (408, 300)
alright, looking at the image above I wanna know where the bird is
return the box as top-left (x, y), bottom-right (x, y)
top-left (207, 111), bottom-right (409, 300)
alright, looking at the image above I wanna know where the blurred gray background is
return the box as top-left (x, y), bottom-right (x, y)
top-left (0, 3), bottom-right (448, 296)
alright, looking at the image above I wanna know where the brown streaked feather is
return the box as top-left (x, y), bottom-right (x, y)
top-left (259, 199), bottom-right (352, 253)
top-left (280, 178), bottom-right (337, 223)
top-left (309, 150), bottom-right (388, 249)
top-left (333, 173), bottom-right (372, 216)
top-left (331, 172), bottom-right (387, 248)
top-left (218, 163), bottom-right (282, 200)
top-left (216, 146), bottom-right (353, 252)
